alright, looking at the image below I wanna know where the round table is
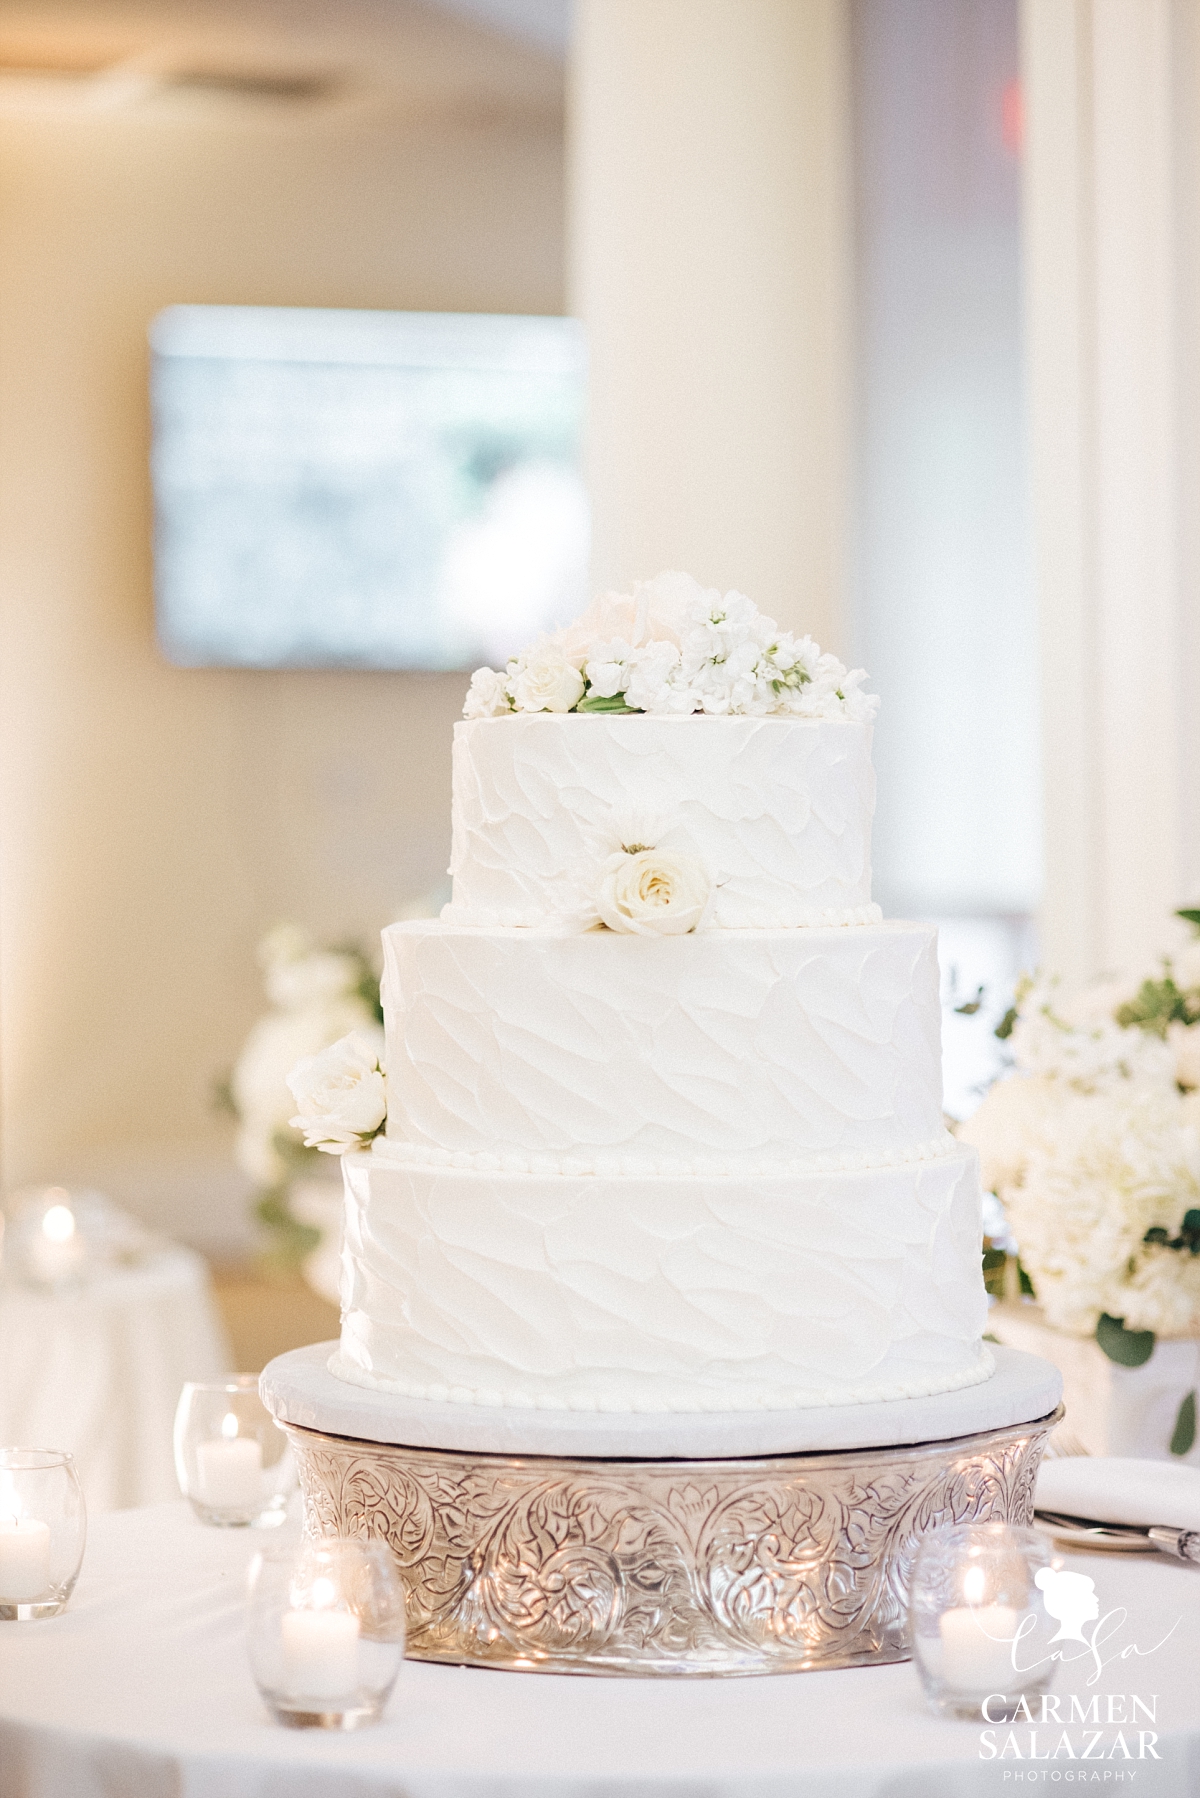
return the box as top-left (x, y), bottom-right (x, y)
top-left (1, 1502), bottom-right (1197, 1796)
top-left (0, 1249), bottom-right (230, 1512)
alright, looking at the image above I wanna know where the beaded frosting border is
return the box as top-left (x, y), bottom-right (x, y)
top-left (368, 1129), bottom-right (963, 1181)
top-left (439, 901), bottom-right (884, 931)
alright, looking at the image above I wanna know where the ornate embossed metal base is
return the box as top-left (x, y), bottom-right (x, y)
top-left (278, 1401), bottom-right (1062, 1677)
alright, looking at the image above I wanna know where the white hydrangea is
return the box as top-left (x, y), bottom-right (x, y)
top-left (1005, 1082), bottom-right (1200, 1336)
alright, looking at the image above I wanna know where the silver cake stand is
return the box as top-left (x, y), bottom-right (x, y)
top-left (261, 1344), bottom-right (1062, 1679)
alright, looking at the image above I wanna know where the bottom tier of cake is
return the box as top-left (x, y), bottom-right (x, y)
top-left (332, 1141), bottom-right (992, 1414)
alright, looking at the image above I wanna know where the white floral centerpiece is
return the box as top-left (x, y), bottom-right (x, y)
top-left (961, 911), bottom-right (1200, 1458)
top-left (224, 926), bottom-right (383, 1300)
top-left (463, 570), bottom-right (879, 723)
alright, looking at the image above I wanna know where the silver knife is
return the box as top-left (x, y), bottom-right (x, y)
top-left (1036, 1507), bottom-right (1200, 1563)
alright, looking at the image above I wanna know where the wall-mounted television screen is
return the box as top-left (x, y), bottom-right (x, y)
top-left (150, 306), bottom-right (589, 670)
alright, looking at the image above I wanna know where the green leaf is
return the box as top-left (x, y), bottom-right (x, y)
top-left (982, 1332), bottom-right (1001, 1345)
top-left (1115, 974), bottom-right (1200, 1037)
top-left (1096, 1312), bottom-right (1157, 1366)
top-left (955, 985), bottom-right (985, 1016)
top-left (1177, 909), bottom-right (1200, 928)
top-left (1171, 1390), bottom-right (1197, 1457)
top-left (575, 694), bottom-right (638, 714)
top-left (995, 1006), bottom-right (1018, 1041)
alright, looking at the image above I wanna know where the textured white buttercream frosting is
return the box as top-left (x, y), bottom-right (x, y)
top-left (444, 714), bottom-right (875, 929)
top-left (331, 701), bottom-right (992, 1419)
top-left (335, 1145), bottom-right (992, 1413)
top-left (381, 919), bottom-right (945, 1166)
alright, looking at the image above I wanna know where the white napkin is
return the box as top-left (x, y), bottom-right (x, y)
top-left (1037, 1456), bottom-right (1200, 1532)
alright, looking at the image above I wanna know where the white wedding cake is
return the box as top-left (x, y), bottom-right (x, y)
top-left (307, 574), bottom-right (992, 1416)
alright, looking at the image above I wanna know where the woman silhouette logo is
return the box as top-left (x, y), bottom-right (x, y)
top-left (1035, 1567), bottom-right (1101, 1643)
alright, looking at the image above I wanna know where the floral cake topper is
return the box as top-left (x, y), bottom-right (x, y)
top-left (463, 571), bottom-right (878, 723)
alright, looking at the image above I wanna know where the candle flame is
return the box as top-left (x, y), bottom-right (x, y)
top-left (220, 1412), bottom-right (239, 1440)
top-left (311, 1576), bottom-right (339, 1610)
top-left (42, 1204), bottom-right (75, 1243)
top-left (963, 1565), bottom-right (987, 1606)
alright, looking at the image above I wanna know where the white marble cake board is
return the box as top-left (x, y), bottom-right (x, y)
top-left (260, 1342), bottom-right (1061, 1460)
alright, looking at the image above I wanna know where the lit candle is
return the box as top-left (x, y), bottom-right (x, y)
top-left (281, 1578), bottom-right (360, 1700)
top-left (939, 1565), bottom-right (1020, 1691)
top-left (0, 1515), bottom-right (51, 1602)
top-left (29, 1200), bottom-right (85, 1286)
top-left (195, 1413), bottom-right (263, 1509)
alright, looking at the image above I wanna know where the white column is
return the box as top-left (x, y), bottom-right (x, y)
top-left (1023, 0), bottom-right (1189, 978)
top-left (567, 0), bottom-right (851, 644)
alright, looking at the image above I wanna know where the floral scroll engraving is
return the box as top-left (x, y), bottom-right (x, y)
top-left (284, 1410), bottom-right (1060, 1677)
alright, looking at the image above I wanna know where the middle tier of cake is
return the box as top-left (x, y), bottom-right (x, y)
top-left (380, 918), bottom-right (950, 1169)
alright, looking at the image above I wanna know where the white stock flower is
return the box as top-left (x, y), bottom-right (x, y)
top-left (624, 641), bottom-right (692, 713)
top-left (584, 639), bottom-right (637, 699)
top-left (288, 1029), bottom-right (387, 1155)
top-left (463, 666), bottom-right (512, 719)
top-left (596, 848), bottom-right (711, 936)
top-left (509, 643), bottom-right (586, 714)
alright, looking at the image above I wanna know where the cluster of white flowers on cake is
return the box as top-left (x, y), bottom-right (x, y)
top-left (463, 571), bottom-right (879, 722)
top-left (959, 919), bottom-right (1200, 1347)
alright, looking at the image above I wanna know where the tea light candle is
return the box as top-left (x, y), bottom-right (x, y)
top-left (0, 1515), bottom-right (51, 1602)
top-left (195, 1414), bottom-right (262, 1509)
top-left (28, 1201), bottom-right (85, 1286)
top-left (281, 1588), bottom-right (360, 1699)
top-left (939, 1564), bottom-right (1020, 1691)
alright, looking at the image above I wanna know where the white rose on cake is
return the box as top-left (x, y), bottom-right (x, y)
top-left (509, 643), bottom-right (586, 714)
top-left (596, 848), bottom-right (711, 936)
top-left (288, 1029), bottom-right (387, 1154)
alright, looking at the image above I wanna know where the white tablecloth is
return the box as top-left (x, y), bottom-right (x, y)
top-left (0, 1250), bottom-right (230, 1511)
top-left (1, 1503), bottom-right (1198, 1797)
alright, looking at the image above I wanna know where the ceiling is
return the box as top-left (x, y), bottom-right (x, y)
top-left (0, 0), bottom-right (568, 121)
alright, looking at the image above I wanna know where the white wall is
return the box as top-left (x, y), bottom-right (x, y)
top-left (0, 89), bottom-right (564, 1242)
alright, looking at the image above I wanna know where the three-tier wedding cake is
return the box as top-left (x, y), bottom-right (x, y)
top-left (294, 573), bottom-right (992, 1417)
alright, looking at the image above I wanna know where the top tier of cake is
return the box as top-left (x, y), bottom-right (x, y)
top-left (443, 714), bottom-right (877, 930)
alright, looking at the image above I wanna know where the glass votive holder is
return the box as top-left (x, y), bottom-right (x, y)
top-left (910, 1521), bottom-right (1064, 1720)
top-left (0, 1448), bottom-right (86, 1620)
top-left (247, 1537), bottom-right (405, 1729)
top-left (174, 1376), bottom-right (295, 1528)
